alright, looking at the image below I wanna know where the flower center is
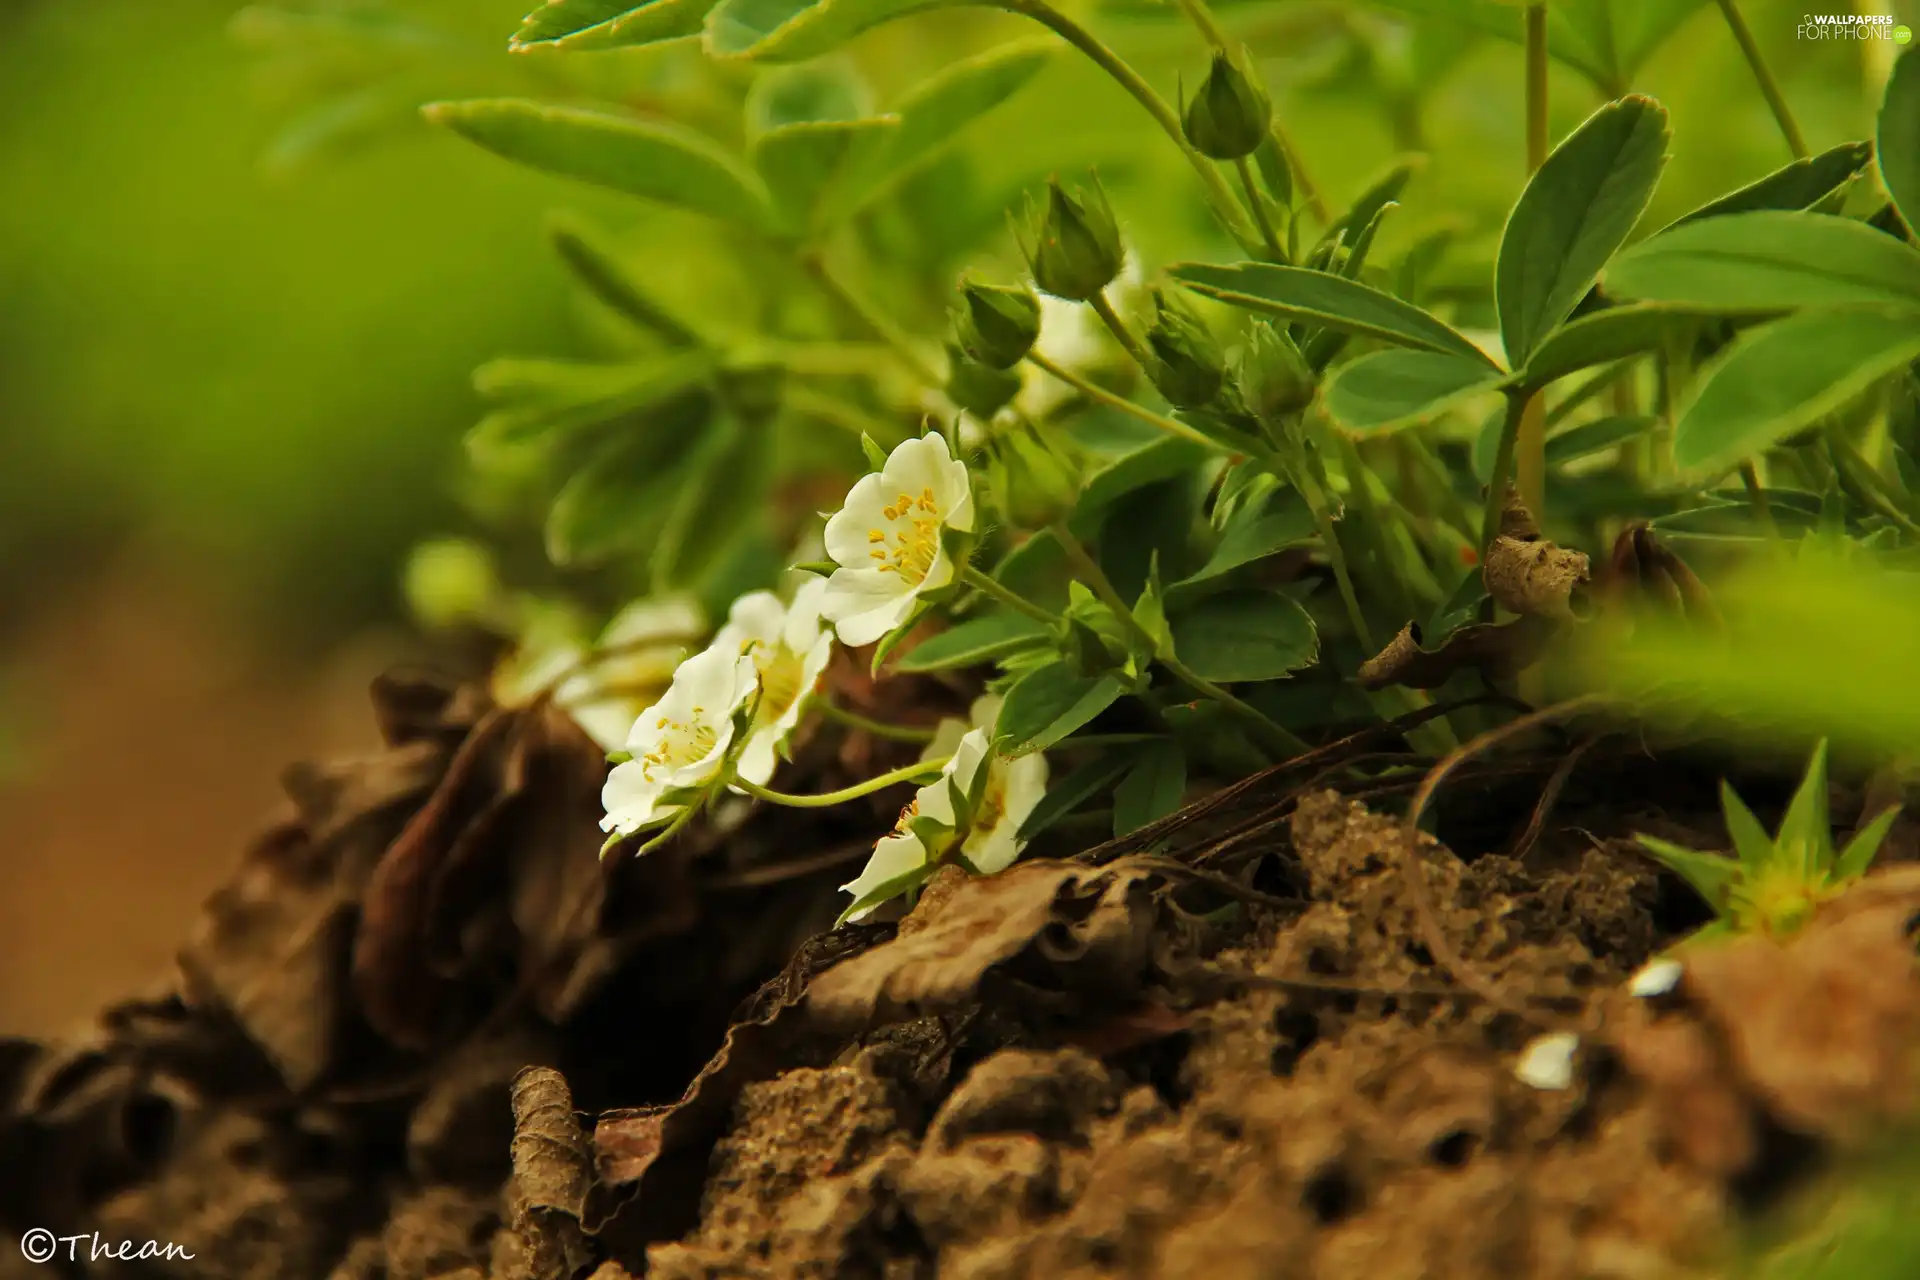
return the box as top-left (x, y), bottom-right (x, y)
top-left (867, 487), bottom-right (944, 586)
top-left (639, 708), bottom-right (719, 781)
top-left (750, 641), bottom-right (807, 727)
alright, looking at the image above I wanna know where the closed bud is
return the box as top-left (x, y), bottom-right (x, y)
top-left (1144, 287), bottom-right (1226, 410)
top-left (1235, 322), bottom-right (1316, 425)
top-left (1182, 48), bottom-right (1271, 161)
top-left (945, 343), bottom-right (1023, 419)
top-left (952, 277), bottom-right (1041, 369)
top-left (1020, 174), bottom-right (1125, 303)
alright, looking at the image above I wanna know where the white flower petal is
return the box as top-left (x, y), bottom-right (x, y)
top-left (601, 759), bottom-right (667, 835)
top-left (821, 569), bottom-right (917, 647)
top-left (1514, 1032), bottom-right (1580, 1091)
top-left (600, 596), bottom-right (703, 648)
top-left (824, 472), bottom-right (891, 566)
top-left (719, 590), bottom-right (788, 651)
top-left (733, 732), bottom-right (780, 789)
top-left (923, 716), bottom-right (971, 765)
top-left (840, 831), bottom-right (931, 921)
top-left (784, 577), bottom-right (832, 649)
top-left (1627, 957), bottom-right (1684, 998)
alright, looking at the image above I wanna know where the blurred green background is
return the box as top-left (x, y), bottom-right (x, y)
top-left (0, 0), bottom-right (1907, 1031)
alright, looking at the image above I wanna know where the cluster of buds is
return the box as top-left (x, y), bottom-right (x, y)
top-left (1234, 321), bottom-right (1317, 433)
top-left (1016, 174), bottom-right (1126, 303)
top-left (1143, 286), bottom-right (1226, 410)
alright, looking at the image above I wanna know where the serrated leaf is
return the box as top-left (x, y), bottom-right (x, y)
top-left (1496, 95), bottom-right (1671, 367)
top-left (1669, 140), bottom-right (1877, 229)
top-left (1637, 835), bottom-right (1740, 913)
top-left (1605, 210), bottom-right (1920, 312)
top-left (896, 612), bottom-right (1052, 672)
top-left (1171, 262), bottom-right (1498, 366)
top-left (863, 40), bottom-right (1053, 203)
top-left (1068, 437), bottom-right (1213, 537)
top-left (1670, 309), bottom-right (1920, 477)
top-left (752, 116), bottom-right (901, 235)
top-left (468, 353), bottom-right (714, 452)
top-left (1170, 487), bottom-right (1316, 602)
top-left (1519, 303), bottom-right (1698, 389)
top-left (1323, 349), bottom-right (1511, 433)
top-left (997, 663), bottom-right (1129, 754)
top-left (1168, 589), bottom-right (1318, 683)
top-left (546, 429), bottom-right (697, 566)
top-left (511, 0), bottom-right (717, 50)
top-left (705, 0), bottom-right (947, 62)
top-left (1880, 47), bottom-right (1920, 238)
top-left (424, 99), bottom-right (775, 231)
top-left (1112, 740), bottom-right (1187, 837)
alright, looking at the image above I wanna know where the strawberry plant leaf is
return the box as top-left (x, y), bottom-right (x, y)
top-left (1323, 349), bottom-right (1512, 433)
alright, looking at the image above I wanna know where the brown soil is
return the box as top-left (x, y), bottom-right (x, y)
top-left (4, 671), bottom-right (1919, 1280)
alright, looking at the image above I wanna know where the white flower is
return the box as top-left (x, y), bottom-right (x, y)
top-left (600, 643), bottom-right (758, 839)
top-left (820, 433), bottom-right (975, 647)
top-left (1513, 1031), bottom-right (1580, 1091)
top-left (557, 597), bottom-right (704, 751)
top-left (712, 577), bottom-right (835, 787)
top-left (839, 696), bottom-right (1048, 921)
top-left (1627, 957), bottom-right (1684, 998)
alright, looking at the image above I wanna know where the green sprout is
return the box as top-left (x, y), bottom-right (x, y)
top-left (1637, 740), bottom-right (1900, 945)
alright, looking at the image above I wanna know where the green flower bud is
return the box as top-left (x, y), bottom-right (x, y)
top-left (1144, 287), bottom-right (1226, 410)
top-left (945, 343), bottom-right (1024, 419)
top-left (404, 537), bottom-right (501, 631)
top-left (1182, 48), bottom-right (1271, 162)
top-left (1019, 174), bottom-right (1125, 303)
top-left (1235, 322), bottom-right (1317, 425)
top-left (952, 277), bottom-right (1041, 370)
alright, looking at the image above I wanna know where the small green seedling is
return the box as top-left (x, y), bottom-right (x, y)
top-left (1637, 740), bottom-right (1900, 945)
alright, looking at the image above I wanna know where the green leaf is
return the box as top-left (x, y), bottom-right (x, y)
top-left (1670, 309), bottom-right (1920, 476)
top-left (1324, 156), bottom-right (1421, 244)
top-left (1068, 437), bottom-right (1214, 537)
top-left (468, 353), bottom-right (714, 452)
top-left (1669, 140), bottom-right (1877, 228)
top-left (896, 612), bottom-right (1051, 673)
top-left (545, 428), bottom-right (695, 566)
top-left (548, 213), bottom-right (705, 346)
top-left (511, 0), bottom-right (718, 50)
top-left (1169, 488), bottom-right (1316, 602)
top-left (1168, 589), bottom-right (1318, 683)
top-left (1323, 349), bottom-right (1511, 433)
top-left (1112, 740), bottom-right (1187, 837)
top-left (752, 116), bottom-right (901, 235)
top-left (1833, 804), bottom-right (1901, 883)
top-left (649, 416), bottom-right (775, 588)
top-left (865, 41), bottom-right (1053, 199)
top-left (1774, 739), bottom-right (1832, 881)
top-left (423, 99), bottom-right (775, 231)
top-left (1637, 835), bottom-right (1740, 914)
top-left (705, 0), bottom-right (952, 62)
top-left (1545, 414), bottom-right (1657, 466)
top-left (1718, 781), bottom-right (1778, 873)
top-left (1518, 303), bottom-right (1699, 389)
top-left (1171, 263), bottom-right (1498, 366)
top-left (996, 663), bottom-right (1129, 754)
top-left (834, 861), bottom-right (939, 927)
top-left (1880, 46), bottom-right (1920, 237)
top-left (1496, 95), bottom-right (1671, 367)
top-left (1358, 0), bottom-right (1706, 92)
top-left (1605, 210), bottom-right (1920, 312)
top-left (1017, 749), bottom-right (1134, 841)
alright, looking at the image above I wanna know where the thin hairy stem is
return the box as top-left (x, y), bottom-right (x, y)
top-left (1714, 0), bottom-right (1809, 160)
top-left (736, 756), bottom-right (953, 809)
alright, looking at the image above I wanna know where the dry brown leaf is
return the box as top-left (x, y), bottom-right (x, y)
top-left (504, 1066), bottom-right (596, 1280)
top-left (1357, 616), bottom-right (1557, 691)
top-left (1482, 492), bottom-right (1591, 621)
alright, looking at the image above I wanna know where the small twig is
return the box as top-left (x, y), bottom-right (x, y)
top-left (1507, 733), bottom-right (1602, 862)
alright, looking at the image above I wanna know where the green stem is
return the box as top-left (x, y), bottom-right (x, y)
top-left (959, 564), bottom-right (1064, 626)
top-left (1738, 459), bottom-right (1780, 539)
top-left (1483, 391), bottom-right (1529, 548)
top-left (736, 755), bottom-right (953, 809)
top-left (1024, 349), bottom-right (1220, 450)
top-left (1524, 5), bottom-right (1549, 172)
top-left (1089, 289), bottom-right (1150, 369)
top-left (1048, 523), bottom-right (1310, 757)
top-left (1235, 156), bottom-right (1286, 260)
top-left (802, 251), bottom-right (944, 387)
top-left (1001, 0), bottom-right (1257, 249)
top-left (1268, 120), bottom-right (1328, 226)
top-left (1517, 6), bottom-right (1549, 528)
top-left (1713, 0), bottom-right (1809, 160)
top-left (818, 700), bottom-right (939, 743)
top-left (1279, 456), bottom-right (1376, 655)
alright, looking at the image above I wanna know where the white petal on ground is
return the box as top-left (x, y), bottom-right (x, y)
top-left (1627, 957), bottom-right (1684, 998)
top-left (1514, 1032), bottom-right (1581, 1091)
